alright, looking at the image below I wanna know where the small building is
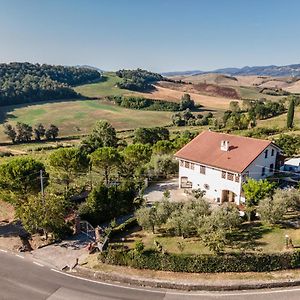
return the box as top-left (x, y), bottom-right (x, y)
top-left (175, 130), bottom-right (283, 205)
top-left (282, 157), bottom-right (300, 173)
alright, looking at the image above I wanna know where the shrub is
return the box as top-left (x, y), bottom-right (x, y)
top-left (99, 249), bottom-right (300, 273)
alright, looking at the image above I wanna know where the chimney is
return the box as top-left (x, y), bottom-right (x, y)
top-left (221, 140), bottom-right (229, 151)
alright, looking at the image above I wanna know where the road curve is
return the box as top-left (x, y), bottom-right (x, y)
top-left (1, 251), bottom-right (300, 300)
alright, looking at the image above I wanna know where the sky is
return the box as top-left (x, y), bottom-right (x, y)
top-left (0, 0), bottom-right (300, 72)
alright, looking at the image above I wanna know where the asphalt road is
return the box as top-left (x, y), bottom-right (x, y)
top-left (1, 251), bottom-right (300, 300)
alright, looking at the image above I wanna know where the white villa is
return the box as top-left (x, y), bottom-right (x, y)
top-left (175, 131), bottom-right (283, 205)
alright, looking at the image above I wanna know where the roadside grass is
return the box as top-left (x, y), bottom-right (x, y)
top-left (74, 72), bottom-right (132, 97)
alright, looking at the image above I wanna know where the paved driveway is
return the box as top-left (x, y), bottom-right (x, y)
top-left (143, 178), bottom-right (189, 203)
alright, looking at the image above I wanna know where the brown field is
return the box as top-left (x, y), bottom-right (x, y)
top-left (134, 84), bottom-right (238, 110)
top-left (170, 73), bottom-right (300, 93)
top-left (156, 81), bottom-right (239, 99)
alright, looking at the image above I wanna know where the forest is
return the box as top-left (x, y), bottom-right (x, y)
top-left (0, 62), bottom-right (101, 106)
top-left (116, 68), bottom-right (163, 91)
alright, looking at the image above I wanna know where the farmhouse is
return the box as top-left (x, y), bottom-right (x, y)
top-left (175, 131), bottom-right (283, 205)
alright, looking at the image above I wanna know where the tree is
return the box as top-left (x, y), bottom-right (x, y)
top-left (79, 182), bottom-right (135, 226)
top-left (135, 206), bottom-right (157, 233)
top-left (3, 124), bottom-right (16, 143)
top-left (81, 121), bottom-right (118, 153)
top-left (122, 143), bottom-right (152, 170)
top-left (0, 157), bottom-right (46, 205)
top-left (180, 93), bottom-right (195, 110)
top-left (34, 123), bottom-right (46, 141)
top-left (154, 200), bottom-right (177, 228)
top-left (146, 155), bottom-right (178, 179)
top-left (45, 124), bottom-right (59, 140)
top-left (229, 101), bottom-right (241, 112)
top-left (242, 178), bottom-right (276, 221)
top-left (133, 127), bottom-right (169, 145)
top-left (90, 147), bottom-right (122, 185)
top-left (258, 197), bottom-right (287, 225)
top-left (15, 122), bottom-right (33, 142)
top-left (275, 134), bottom-right (300, 156)
top-left (198, 205), bottom-right (240, 253)
top-left (16, 192), bottom-right (68, 239)
top-left (287, 97), bottom-right (295, 128)
top-left (152, 140), bottom-right (174, 155)
top-left (48, 148), bottom-right (89, 192)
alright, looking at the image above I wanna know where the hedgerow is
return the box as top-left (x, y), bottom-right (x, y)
top-left (99, 249), bottom-right (300, 273)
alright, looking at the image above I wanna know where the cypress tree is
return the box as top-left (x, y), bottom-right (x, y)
top-left (287, 98), bottom-right (295, 128)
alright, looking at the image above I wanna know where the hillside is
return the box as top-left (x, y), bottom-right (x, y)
top-left (74, 72), bottom-right (132, 97)
top-left (170, 73), bottom-right (300, 95)
top-left (0, 62), bottom-right (101, 106)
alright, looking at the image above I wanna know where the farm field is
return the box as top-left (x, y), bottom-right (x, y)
top-left (257, 106), bottom-right (300, 130)
top-left (74, 72), bottom-right (132, 97)
top-left (0, 99), bottom-right (173, 142)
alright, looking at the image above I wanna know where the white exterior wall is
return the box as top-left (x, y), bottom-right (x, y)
top-left (178, 145), bottom-right (280, 205)
top-left (179, 162), bottom-right (242, 204)
top-left (242, 145), bottom-right (278, 180)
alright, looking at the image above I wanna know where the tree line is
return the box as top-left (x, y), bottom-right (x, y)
top-left (0, 62), bottom-right (101, 106)
top-left (106, 93), bottom-right (196, 112)
top-left (116, 68), bottom-right (163, 92)
top-left (3, 122), bottom-right (59, 143)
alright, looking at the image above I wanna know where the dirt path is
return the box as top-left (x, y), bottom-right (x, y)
top-left (0, 146), bottom-right (27, 155)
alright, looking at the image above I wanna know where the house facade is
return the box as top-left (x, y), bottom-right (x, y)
top-left (175, 131), bottom-right (283, 205)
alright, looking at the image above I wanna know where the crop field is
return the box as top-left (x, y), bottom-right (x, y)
top-left (0, 99), bottom-right (173, 142)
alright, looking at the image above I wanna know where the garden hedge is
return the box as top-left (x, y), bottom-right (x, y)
top-left (98, 249), bottom-right (300, 273)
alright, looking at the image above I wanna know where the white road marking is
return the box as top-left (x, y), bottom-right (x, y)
top-left (15, 254), bottom-right (24, 259)
top-left (50, 268), bottom-right (300, 297)
top-left (33, 261), bottom-right (44, 267)
top-left (0, 249), bottom-right (8, 253)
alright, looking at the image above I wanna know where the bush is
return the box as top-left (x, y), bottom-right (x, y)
top-left (107, 95), bottom-right (180, 111)
top-left (99, 249), bottom-right (300, 273)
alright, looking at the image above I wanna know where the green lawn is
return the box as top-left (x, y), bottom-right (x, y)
top-left (112, 221), bottom-right (300, 255)
top-left (0, 99), bottom-right (172, 142)
top-left (74, 72), bottom-right (132, 98)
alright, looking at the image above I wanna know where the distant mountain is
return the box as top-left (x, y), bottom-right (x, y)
top-left (163, 64), bottom-right (300, 77)
top-left (161, 70), bottom-right (203, 77)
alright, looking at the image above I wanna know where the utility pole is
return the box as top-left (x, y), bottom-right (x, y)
top-left (40, 169), bottom-right (44, 197)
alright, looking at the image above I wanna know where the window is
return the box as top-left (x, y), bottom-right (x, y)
top-left (270, 163), bottom-right (274, 173)
top-left (262, 167), bottom-right (265, 176)
top-left (235, 174), bottom-right (240, 182)
top-left (190, 163), bottom-right (195, 170)
top-left (227, 172), bottom-right (234, 181)
top-left (180, 160), bottom-right (184, 167)
top-left (200, 165), bottom-right (206, 174)
top-left (265, 150), bottom-right (268, 158)
top-left (221, 171), bottom-right (226, 179)
top-left (271, 149), bottom-right (274, 156)
top-left (184, 161), bottom-right (190, 169)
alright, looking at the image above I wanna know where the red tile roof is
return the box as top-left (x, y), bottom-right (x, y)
top-left (175, 131), bottom-right (273, 173)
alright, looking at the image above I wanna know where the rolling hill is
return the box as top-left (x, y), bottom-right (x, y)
top-left (163, 63), bottom-right (300, 77)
